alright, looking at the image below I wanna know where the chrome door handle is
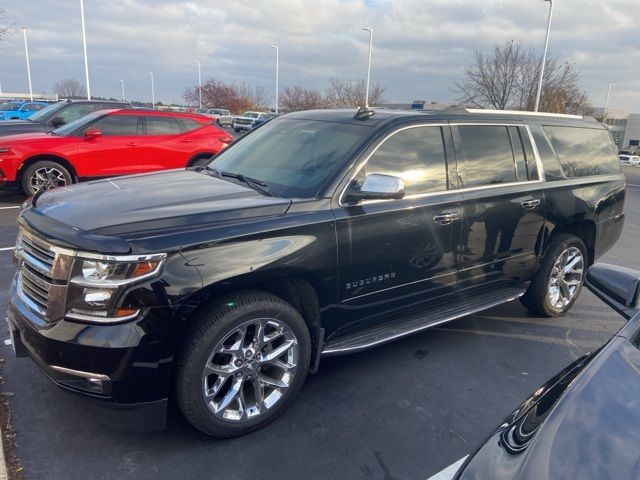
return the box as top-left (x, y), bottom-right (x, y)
top-left (127, 142), bottom-right (140, 147)
top-left (433, 211), bottom-right (461, 225)
top-left (521, 199), bottom-right (541, 210)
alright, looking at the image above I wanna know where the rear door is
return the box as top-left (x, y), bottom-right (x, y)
top-left (333, 124), bottom-right (464, 321)
top-left (74, 114), bottom-right (143, 177)
top-left (452, 123), bottom-right (545, 287)
top-left (141, 115), bottom-right (198, 170)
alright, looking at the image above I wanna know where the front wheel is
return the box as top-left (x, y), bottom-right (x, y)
top-left (521, 234), bottom-right (587, 317)
top-left (21, 161), bottom-right (72, 196)
top-left (176, 290), bottom-right (311, 437)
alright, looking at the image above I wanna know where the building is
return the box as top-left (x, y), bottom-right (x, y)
top-left (593, 107), bottom-right (640, 152)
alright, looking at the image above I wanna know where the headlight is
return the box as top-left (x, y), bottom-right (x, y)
top-left (66, 253), bottom-right (166, 324)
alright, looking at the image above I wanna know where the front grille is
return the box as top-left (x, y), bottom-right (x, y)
top-left (15, 228), bottom-right (71, 322)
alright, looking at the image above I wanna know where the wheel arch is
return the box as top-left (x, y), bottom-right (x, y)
top-left (546, 219), bottom-right (596, 266)
top-left (17, 154), bottom-right (78, 183)
top-left (187, 152), bottom-right (216, 167)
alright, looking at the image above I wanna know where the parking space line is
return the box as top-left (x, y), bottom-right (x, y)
top-left (627, 183), bottom-right (640, 187)
top-left (0, 247), bottom-right (14, 252)
top-left (0, 205), bottom-right (20, 210)
top-left (425, 456), bottom-right (468, 480)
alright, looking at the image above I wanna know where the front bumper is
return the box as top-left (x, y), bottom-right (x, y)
top-left (8, 274), bottom-right (173, 429)
top-left (234, 123), bottom-right (253, 130)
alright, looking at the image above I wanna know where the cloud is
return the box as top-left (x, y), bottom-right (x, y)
top-left (0, 0), bottom-right (638, 111)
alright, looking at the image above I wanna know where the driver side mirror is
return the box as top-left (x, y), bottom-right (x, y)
top-left (84, 128), bottom-right (102, 140)
top-left (51, 116), bottom-right (65, 128)
top-left (586, 264), bottom-right (640, 320)
top-left (345, 173), bottom-right (405, 204)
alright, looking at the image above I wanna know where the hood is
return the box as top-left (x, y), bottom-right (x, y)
top-left (0, 132), bottom-right (55, 145)
top-left (22, 169), bottom-right (292, 252)
top-left (0, 119), bottom-right (49, 137)
top-left (458, 336), bottom-right (640, 480)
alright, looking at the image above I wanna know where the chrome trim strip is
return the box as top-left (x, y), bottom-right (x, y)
top-left (70, 258), bottom-right (165, 288)
top-left (50, 365), bottom-right (110, 382)
top-left (524, 124), bottom-right (546, 182)
top-left (64, 309), bottom-right (141, 323)
top-left (16, 276), bottom-right (47, 317)
top-left (322, 290), bottom-right (526, 355)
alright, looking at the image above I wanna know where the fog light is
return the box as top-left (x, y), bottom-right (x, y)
top-left (84, 288), bottom-right (112, 304)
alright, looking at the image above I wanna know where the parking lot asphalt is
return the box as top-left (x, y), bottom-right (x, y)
top-left (0, 170), bottom-right (638, 480)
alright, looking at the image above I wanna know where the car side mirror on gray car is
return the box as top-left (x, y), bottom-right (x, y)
top-left (346, 173), bottom-right (405, 204)
top-left (585, 264), bottom-right (640, 320)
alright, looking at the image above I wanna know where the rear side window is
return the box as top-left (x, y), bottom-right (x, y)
top-left (179, 118), bottom-right (204, 132)
top-left (456, 126), bottom-right (516, 187)
top-left (530, 125), bottom-right (564, 180)
top-left (146, 116), bottom-right (182, 135)
top-left (364, 126), bottom-right (448, 195)
top-left (543, 126), bottom-right (620, 177)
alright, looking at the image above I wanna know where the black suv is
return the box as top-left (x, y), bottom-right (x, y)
top-left (8, 108), bottom-right (625, 437)
top-left (0, 99), bottom-right (132, 137)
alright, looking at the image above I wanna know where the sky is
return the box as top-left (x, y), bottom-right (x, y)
top-left (0, 0), bottom-right (638, 111)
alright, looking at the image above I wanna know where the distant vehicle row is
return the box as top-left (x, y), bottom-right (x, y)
top-left (232, 111), bottom-right (277, 131)
top-left (619, 153), bottom-right (640, 166)
top-left (0, 101), bottom-right (49, 120)
top-left (0, 108), bottom-right (232, 195)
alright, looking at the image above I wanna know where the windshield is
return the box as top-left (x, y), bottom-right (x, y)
top-left (51, 111), bottom-right (104, 136)
top-left (0, 102), bottom-right (21, 111)
top-left (28, 102), bottom-right (66, 122)
top-left (210, 118), bottom-right (368, 198)
top-left (242, 112), bottom-right (260, 118)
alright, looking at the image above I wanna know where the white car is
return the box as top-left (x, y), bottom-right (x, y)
top-left (232, 111), bottom-right (268, 132)
top-left (206, 108), bottom-right (233, 126)
top-left (619, 154), bottom-right (640, 166)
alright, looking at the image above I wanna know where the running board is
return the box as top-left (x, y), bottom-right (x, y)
top-left (321, 287), bottom-right (526, 356)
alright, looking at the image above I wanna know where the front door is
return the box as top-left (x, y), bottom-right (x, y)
top-left (452, 124), bottom-right (545, 287)
top-left (333, 124), bottom-right (463, 326)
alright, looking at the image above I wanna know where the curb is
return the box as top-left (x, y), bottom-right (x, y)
top-left (0, 426), bottom-right (8, 480)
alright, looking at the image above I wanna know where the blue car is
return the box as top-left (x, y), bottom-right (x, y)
top-left (0, 101), bottom-right (49, 120)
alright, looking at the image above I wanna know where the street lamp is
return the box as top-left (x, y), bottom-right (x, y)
top-left (21, 27), bottom-right (34, 102)
top-left (603, 82), bottom-right (615, 120)
top-left (271, 46), bottom-right (279, 114)
top-left (534, 0), bottom-right (554, 112)
top-left (194, 60), bottom-right (202, 109)
top-left (363, 27), bottom-right (373, 108)
top-left (80, 0), bottom-right (91, 100)
top-left (148, 72), bottom-right (155, 109)
top-left (118, 80), bottom-right (125, 102)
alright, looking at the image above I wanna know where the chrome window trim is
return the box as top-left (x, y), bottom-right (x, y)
top-left (524, 124), bottom-right (547, 182)
top-left (50, 365), bottom-right (111, 382)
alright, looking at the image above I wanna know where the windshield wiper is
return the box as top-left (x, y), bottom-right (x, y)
top-left (205, 166), bottom-right (274, 197)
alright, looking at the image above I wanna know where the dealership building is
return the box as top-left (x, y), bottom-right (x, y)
top-left (594, 107), bottom-right (640, 152)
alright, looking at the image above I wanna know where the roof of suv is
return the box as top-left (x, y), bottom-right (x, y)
top-left (283, 108), bottom-right (599, 128)
top-left (107, 109), bottom-right (211, 121)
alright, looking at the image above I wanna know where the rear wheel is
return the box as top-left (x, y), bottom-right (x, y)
top-left (521, 234), bottom-right (587, 317)
top-left (21, 160), bottom-right (72, 196)
top-left (176, 290), bottom-right (311, 437)
top-left (188, 155), bottom-right (213, 168)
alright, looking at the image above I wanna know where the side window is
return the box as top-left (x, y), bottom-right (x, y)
top-left (529, 125), bottom-right (564, 181)
top-left (364, 126), bottom-right (448, 196)
top-left (24, 103), bottom-right (44, 112)
top-left (456, 126), bottom-right (516, 187)
top-left (543, 126), bottom-right (620, 178)
top-left (56, 104), bottom-right (97, 124)
top-left (508, 126), bottom-right (539, 181)
top-left (89, 115), bottom-right (139, 136)
top-left (146, 116), bottom-right (182, 135)
top-left (179, 118), bottom-right (203, 132)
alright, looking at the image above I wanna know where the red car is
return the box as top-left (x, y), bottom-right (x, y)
top-left (0, 109), bottom-right (233, 195)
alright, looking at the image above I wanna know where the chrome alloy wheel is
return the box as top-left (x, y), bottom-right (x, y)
top-left (29, 167), bottom-right (68, 193)
top-left (548, 246), bottom-right (584, 309)
top-left (202, 318), bottom-right (299, 422)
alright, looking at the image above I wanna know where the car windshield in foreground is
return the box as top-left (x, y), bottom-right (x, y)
top-left (51, 111), bottom-right (104, 136)
top-left (28, 101), bottom-right (66, 122)
top-left (209, 118), bottom-right (369, 198)
top-left (0, 102), bottom-right (21, 111)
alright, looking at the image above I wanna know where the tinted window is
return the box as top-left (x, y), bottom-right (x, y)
top-left (146, 116), bottom-right (182, 135)
top-left (24, 103), bottom-right (45, 112)
top-left (543, 126), bottom-right (620, 177)
top-left (179, 118), bottom-right (203, 132)
top-left (56, 103), bottom-right (97, 124)
top-left (0, 102), bottom-right (21, 111)
top-left (89, 115), bottom-right (139, 136)
top-left (211, 118), bottom-right (367, 198)
top-left (457, 126), bottom-right (516, 187)
top-left (364, 127), bottom-right (448, 195)
top-left (508, 126), bottom-right (539, 181)
top-left (530, 125), bottom-right (564, 180)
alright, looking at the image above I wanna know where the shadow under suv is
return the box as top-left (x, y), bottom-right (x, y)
top-left (8, 108), bottom-right (625, 437)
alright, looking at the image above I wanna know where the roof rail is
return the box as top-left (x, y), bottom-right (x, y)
top-left (465, 108), bottom-right (584, 119)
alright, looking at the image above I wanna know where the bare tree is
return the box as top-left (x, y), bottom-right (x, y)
top-left (279, 86), bottom-right (326, 112)
top-left (53, 78), bottom-right (87, 99)
top-left (232, 82), bottom-right (271, 111)
top-left (454, 40), bottom-right (592, 115)
top-left (324, 78), bottom-right (387, 108)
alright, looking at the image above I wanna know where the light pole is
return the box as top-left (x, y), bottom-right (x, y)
top-left (22, 27), bottom-right (33, 102)
top-left (80, 0), bottom-right (91, 99)
top-left (194, 60), bottom-right (202, 109)
top-left (603, 82), bottom-right (615, 120)
top-left (147, 72), bottom-right (155, 108)
top-left (534, 0), bottom-right (554, 112)
top-left (363, 27), bottom-right (373, 108)
top-left (271, 46), bottom-right (279, 114)
top-left (118, 80), bottom-right (125, 102)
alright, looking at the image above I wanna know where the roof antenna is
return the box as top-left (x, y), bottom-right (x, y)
top-left (354, 105), bottom-right (375, 120)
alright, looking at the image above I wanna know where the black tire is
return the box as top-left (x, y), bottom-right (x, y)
top-left (176, 290), bottom-right (311, 437)
top-left (188, 155), bottom-right (213, 168)
top-left (21, 160), bottom-right (73, 196)
top-left (520, 234), bottom-right (588, 317)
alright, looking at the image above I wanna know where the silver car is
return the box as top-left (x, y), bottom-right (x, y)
top-left (206, 108), bottom-right (233, 126)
